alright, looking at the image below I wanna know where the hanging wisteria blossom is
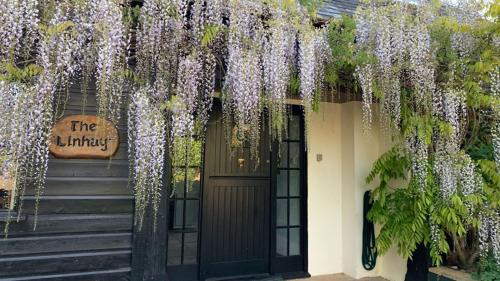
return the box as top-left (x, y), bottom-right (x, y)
top-left (353, 0), bottom-right (500, 267)
top-left (479, 211), bottom-right (500, 263)
top-left (0, 0), bottom-right (39, 63)
top-left (0, 81), bottom-right (53, 233)
top-left (92, 0), bottom-right (129, 124)
top-left (354, 0), bottom-right (438, 130)
top-left (490, 68), bottom-right (500, 169)
top-left (171, 53), bottom-right (202, 142)
top-left (298, 28), bottom-right (331, 147)
top-left (406, 132), bottom-right (428, 191)
top-left (0, 0), bottom-right (334, 227)
top-left (136, 0), bottom-right (183, 102)
top-left (128, 86), bottom-right (166, 228)
top-left (263, 9), bottom-right (296, 140)
top-left (355, 64), bottom-right (374, 130)
top-left (223, 0), bottom-right (265, 159)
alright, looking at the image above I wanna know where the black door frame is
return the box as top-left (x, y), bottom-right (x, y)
top-left (269, 106), bottom-right (309, 278)
top-left (131, 105), bottom-right (309, 281)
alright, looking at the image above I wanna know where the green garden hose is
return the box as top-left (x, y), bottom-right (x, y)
top-left (362, 190), bottom-right (377, 270)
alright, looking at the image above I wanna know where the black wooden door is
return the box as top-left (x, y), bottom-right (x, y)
top-left (200, 107), bottom-right (271, 280)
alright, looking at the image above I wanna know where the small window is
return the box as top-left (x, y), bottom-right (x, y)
top-left (275, 109), bottom-right (304, 258)
top-left (0, 174), bottom-right (14, 210)
top-left (168, 139), bottom-right (203, 266)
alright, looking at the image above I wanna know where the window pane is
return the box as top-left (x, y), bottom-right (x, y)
top-left (167, 232), bottom-right (182, 265)
top-left (289, 143), bottom-right (300, 168)
top-left (185, 200), bottom-right (199, 229)
top-left (289, 228), bottom-right (301, 256)
top-left (188, 140), bottom-right (202, 166)
top-left (289, 170), bottom-right (300, 197)
top-left (183, 232), bottom-right (198, 264)
top-left (0, 188), bottom-right (12, 209)
top-left (277, 170), bottom-right (287, 197)
top-left (277, 199), bottom-right (288, 226)
top-left (289, 115), bottom-right (301, 141)
top-left (172, 168), bottom-right (186, 198)
top-left (278, 144), bottom-right (288, 168)
top-left (290, 199), bottom-right (300, 226)
top-left (276, 228), bottom-right (287, 257)
top-left (171, 200), bottom-right (184, 229)
top-left (186, 168), bottom-right (201, 198)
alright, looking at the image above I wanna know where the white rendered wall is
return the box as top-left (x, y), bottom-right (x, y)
top-left (306, 102), bottom-right (344, 275)
top-left (306, 101), bottom-right (407, 281)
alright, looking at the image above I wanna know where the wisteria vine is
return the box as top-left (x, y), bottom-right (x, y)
top-left (0, 1), bottom-right (497, 258)
top-left (355, 0), bottom-right (500, 265)
top-left (128, 86), bottom-right (166, 228)
top-left (0, 0), bottom-right (331, 230)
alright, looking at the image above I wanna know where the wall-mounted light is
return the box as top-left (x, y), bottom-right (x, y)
top-left (316, 154), bottom-right (323, 162)
top-left (238, 158), bottom-right (245, 167)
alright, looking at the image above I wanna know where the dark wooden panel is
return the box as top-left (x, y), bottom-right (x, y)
top-left (19, 196), bottom-right (133, 215)
top-left (200, 104), bottom-right (272, 279)
top-left (5, 214), bottom-right (133, 236)
top-left (204, 107), bottom-right (271, 178)
top-left (25, 177), bottom-right (131, 196)
top-left (201, 179), bottom-right (270, 277)
top-left (66, 91), bottom-right (128, 109)
top-left (0, 267), bottom-right (131, 281)
top-left (47, 160), bottom-right (129, 177)
top-left (62, 107), bottom-right (128, 127)
top-left (0, 250), bottom-right (131, 277)
top-left (1, 83), bottom-right (134, 281)
top-left (0, 233), bottom-right (132, 255)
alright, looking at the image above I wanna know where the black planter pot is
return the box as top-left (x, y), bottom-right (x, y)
top-left (405, 243), bottom-right (431, 281)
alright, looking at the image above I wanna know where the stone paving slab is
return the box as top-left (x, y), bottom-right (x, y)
top-left (297, 274), bottom-right (388, 281)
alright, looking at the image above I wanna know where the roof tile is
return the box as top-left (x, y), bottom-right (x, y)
top-left (318, 0), bottom-right (359, 18)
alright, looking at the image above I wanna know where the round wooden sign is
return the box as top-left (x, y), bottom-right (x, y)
top-left (49, 115), bottom-right (119, 159)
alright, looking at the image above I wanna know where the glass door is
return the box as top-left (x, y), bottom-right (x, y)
top-left (167, 139), bottom-right (203, 281)
top-left (272, 106), bottom-right (307, 276)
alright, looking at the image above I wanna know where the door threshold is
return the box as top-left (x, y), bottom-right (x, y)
top-left (206, 273), bottom-right (284, 281)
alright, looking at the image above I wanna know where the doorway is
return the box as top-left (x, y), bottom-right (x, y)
top-left (200, 108), bottom-right (272, 279)
top-left (165, 104), bottom-right (308, 281)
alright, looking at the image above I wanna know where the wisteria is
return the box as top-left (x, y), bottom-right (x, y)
top-left (355, 65), bottom-right (374, 130)
top-left (188, 0), bottom-right (226, 46)
top-left (299, 29), bottom-right (331, 145)
top-left (222, 0), bottom-right (264, 158)
top-left (429, 221), bottom-right (443, 257)
top-left (432, 87), bottom-right (467, 150)
top-left (0, 0), bottom-right (39, 62)
top-left (479, 211), bottom-right (500, 263)
top-left (448, 0), bottom-right (481, 59)
top-left (355, 0), bottom-right (500, 267)
top-left (93, 0), bottom-right (129, 124)
top-left (355, 0), bottom-right (437, 129)
top-left (408, 8), bottom-right (435, 105)
top-left (173, 55), bottom-right (201, 137)
top-left (135, 0), bottom-right (183, 101)
top-left (0, 0), bottom-right (495, 254)
top-left (0, 81), bottom-right (52, 233)
top-left (354, 0), bottom-right (484, 199)
top-left (491, 68), bottom-right (500, 169)
top-left (224, 46), bottom-right (263, 158)
top-left (39, 2), bottom-right (84, 117)
top-left (128, 86), bottom-right (166, 228)
top-left (406, 133), bottom-right (428, 191)
top-left (263, 10), bottom-right (295, 140)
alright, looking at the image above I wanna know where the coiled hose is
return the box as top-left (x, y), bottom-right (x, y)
top-left (362, 190), bottom-right (377, 270)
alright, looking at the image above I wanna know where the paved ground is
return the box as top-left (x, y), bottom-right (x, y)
top-left (297, 274), bottom-right (388, 281)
